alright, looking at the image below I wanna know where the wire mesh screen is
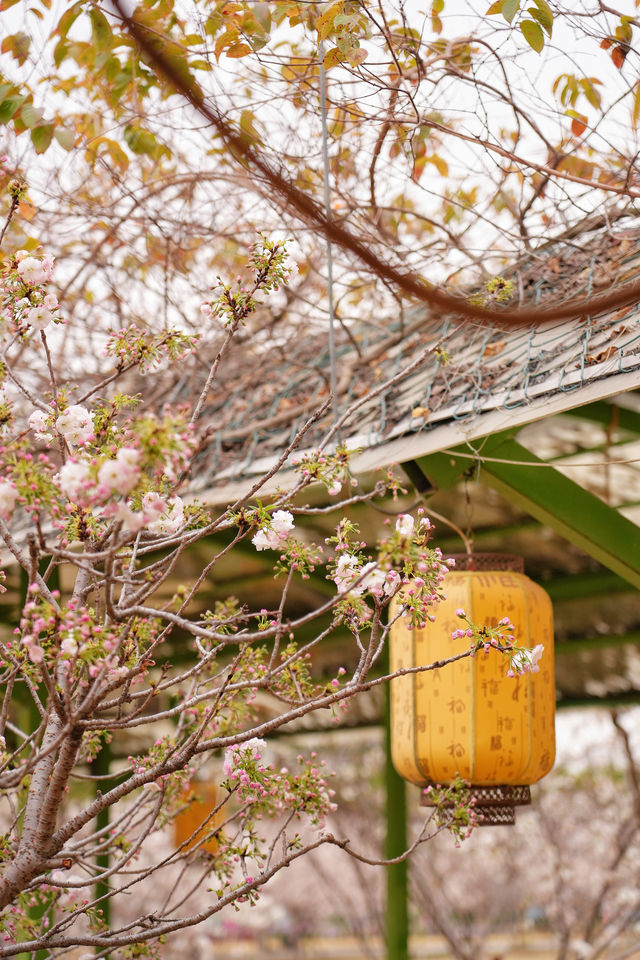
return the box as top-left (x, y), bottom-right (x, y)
top-left (177, 224), bottom-right (640, 489)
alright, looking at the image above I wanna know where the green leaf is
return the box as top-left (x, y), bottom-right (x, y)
top-left (0, 95), bottom-right (26, 124)
top-left (580, 77), bottom-right (602, 110)
top-left (19, 102), bottom-right (44, 128)
top-left (53, 126), bottom-right (75, 150)
top-left (124, 124), bottom-right (158, 156)
top-left (428, 153), bottom-right (449, 176)
top-left (30, 123), bottom-right (54, 154)
top-left (55, 1), bottom-right (83, 40)
top-left (529, 0), bottom-right (553, 35)
top-left (432, 0), bottom-right (445, 12)
top-left (53, 39), bottom-right (70, 68)
top-left (240, 109), bottom-right (263, 145)
top-left (527, 5), bottom-right (552, 37)
top-left (615, 19), bottom-right (632, 43)
top-left (89, 8), bottom-right (112, 53)
top-left (520, 19), bottom-right (544, 51)
top-left (502, 0), bottom-right (520, 23)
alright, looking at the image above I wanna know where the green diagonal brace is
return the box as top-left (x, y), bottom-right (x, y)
top-left (413, 432), bottom-right (640, 590)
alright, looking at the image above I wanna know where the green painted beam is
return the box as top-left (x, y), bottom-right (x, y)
top-left (557, 691), bottom-right (640, 709)
top-left (543, 571), bottom-right (634, 602)
top-left (414, 434), bottom-right (640, 591)
top-left (555, 630), bottom-right (640, 653)
top-left (563, 399), bottom-right (640, 436)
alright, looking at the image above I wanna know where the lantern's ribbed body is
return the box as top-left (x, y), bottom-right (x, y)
top-left (390, 569), bottom-right (555, 787)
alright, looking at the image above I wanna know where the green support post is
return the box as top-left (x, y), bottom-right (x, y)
top-left (90, 737), bottom-right (113, 947)
top-left (384, 684), bottom-right (409, 960)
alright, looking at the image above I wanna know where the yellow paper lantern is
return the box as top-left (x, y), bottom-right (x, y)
top-left (174, 782), bottom-right (222, 854)
top-left (390, 555), bottom-right (555, 824)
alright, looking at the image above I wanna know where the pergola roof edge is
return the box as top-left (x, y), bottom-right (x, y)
top-left (201, 364), bottom-right (640, 507)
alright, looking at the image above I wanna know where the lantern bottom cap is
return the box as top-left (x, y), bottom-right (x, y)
top-left (420, 783), bottom-right (531, 827)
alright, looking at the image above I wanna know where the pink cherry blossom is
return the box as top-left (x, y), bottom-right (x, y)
top-left (98, 448), bottom-right (139, 495)
top-left (141, 491), bottom-right (167, 521)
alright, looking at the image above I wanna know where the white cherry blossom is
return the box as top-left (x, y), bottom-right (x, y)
top-left (146, 495), bottom-right (184, 536)
top-left (271, 510), bottom-right (294, 537)
top-left (395, 513), bottom-right (415, 537)
top-left (28, 410), bottom-right (53, 444)
top-left (507, 644), bottom-right (545, 677)
top-left (58, 460), bottom-right (91, 501)
top-left (17, 257), bottom-right (47, 286)
top-left (251, 509), bottom-right (295, 551)
top-left (27, 305), bottom-right (53, 330)
top-left (0, 480), bottom-right (17, 518)
top-left (56, 405), bottom-right (93, 445)
top-left (98, 448), bottom-right (139, 495)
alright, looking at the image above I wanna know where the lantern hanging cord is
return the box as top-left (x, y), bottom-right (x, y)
top-left (319, 50), bottom-right (340, 437)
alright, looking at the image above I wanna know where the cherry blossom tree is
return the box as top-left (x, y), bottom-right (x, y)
top-left (0, 1), bottom-right (636, 954)
top-left (0, 217), bottom-right (544, 956)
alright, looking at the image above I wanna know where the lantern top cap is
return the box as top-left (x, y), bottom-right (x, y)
top-left (448, 553), bottom-right (525, 574)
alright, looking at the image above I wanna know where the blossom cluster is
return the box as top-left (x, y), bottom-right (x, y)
top-left (1, 250), bottom-right (59, 333)
top-left (332, 552), bottom-right (401, 597)
top-left (251, 510), bottom-right (295, 551)
top-left (222, 739), bottom-right (337, 828)
top-left (104, 322), bottom-right (197, 373)
top-left (452, 608), bottom-right (545, 678)
top-left (16, 585), bottom-right (133, 678)
top-left (200, 236), bottom-right (296, 327)
top-left (291, 447), bottom-right (352, 497)
top-left (424, 776), bottom-right (479, 846)
top-left (250, 506), bottom-right (455, 630)
top-left (0, 395), bottom-right (195, 540)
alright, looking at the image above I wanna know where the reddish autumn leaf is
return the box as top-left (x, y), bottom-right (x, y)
top-left (612, 44), bottom-right (629, 68)
top-left (571, 116), bottom-right (587, 136)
